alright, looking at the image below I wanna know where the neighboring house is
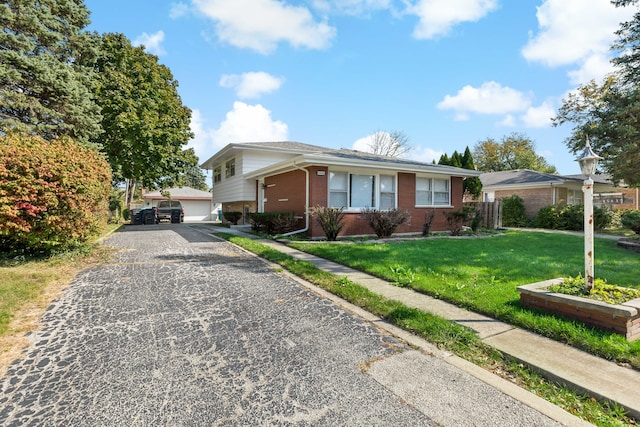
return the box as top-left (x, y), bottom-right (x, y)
top-left (142, 187), bottom-right (219, 222)
top-left (479, 169), bottom-right (637, 218)
top-left (200, 141), bottom-right (481, 238)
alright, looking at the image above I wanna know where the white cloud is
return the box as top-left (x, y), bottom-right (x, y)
top-left (411, 146), bottom-right (443, 163)
top-left (522, 0), bottom-right (635, 82)
top-left (133, 31), bottom-right (167, 56)
top-left (408, 0), bottom-right (498, 39)
top-left (521, 101), bottom-right (556, 128)
top-left (312, 0), bottom-right (392, 16)
top-left (192, 0), bottom-right (336, 54)
top-left (497, 114), bottom-right (516, 127)
top-left (219, 72), bottom-right (285, 99)
top-left (190, 103), bottom-right (289, 163)
top-left (437, 81), bottom-right (531, 118)
top-left (352, 134), bottom-right (374, 152)
top-left (170, 2), bottom-right (190, 19)
top-left (567, 53), bottom-right (616, 86)
top-left (211, 102), bottom-right (288, 145)
top-left (189, 109), bottom-right (217, 161)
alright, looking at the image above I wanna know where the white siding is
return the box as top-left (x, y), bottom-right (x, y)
top-left (242, 151), bottom-right (294, 172)
top-left (212, 151), bottom-right (297, 204)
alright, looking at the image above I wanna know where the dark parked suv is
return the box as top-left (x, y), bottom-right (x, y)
top-left (156, 200), bottom-right (184, 223)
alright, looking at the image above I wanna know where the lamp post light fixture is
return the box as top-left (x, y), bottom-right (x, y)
top-left (577, 137), bottom-right (603, 290)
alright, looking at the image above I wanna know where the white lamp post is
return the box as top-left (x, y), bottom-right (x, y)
top-left (576, 137), bottom-right (603, 290)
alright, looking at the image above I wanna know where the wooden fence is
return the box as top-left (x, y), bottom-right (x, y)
top-left (464, 201), bottom-right (503, 229)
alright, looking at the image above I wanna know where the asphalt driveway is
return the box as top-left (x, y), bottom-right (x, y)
top-left (0, 224), bottom-right (565, 426)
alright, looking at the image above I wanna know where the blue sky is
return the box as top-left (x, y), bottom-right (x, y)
top-left (84, 0), bottom-right (637, 175)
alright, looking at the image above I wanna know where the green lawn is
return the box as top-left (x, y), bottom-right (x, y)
top-left (289, 230), bottom-right (640, 368)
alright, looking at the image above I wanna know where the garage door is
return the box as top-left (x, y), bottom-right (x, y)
top-left (180, 200), bottom-right (213, 222)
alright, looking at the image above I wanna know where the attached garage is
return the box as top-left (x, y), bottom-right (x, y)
top-left (142, 187), bottom-right (217, 222)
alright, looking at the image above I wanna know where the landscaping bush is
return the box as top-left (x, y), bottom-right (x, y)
top-left (310, 205), bottom-right (345, 241)
top-left (621, 210), bottom-right (640, 235)
top-left (558, 204), bottom-right (584, 231)
top-left (535, 204), bottom-right (612, 231)
top-left (0, 133), bottom-right (112, 255)
top-left (223, 211), bottom-right (242, 225)
top-left (502, 195), bottom-right (528, 227)
top-left (443, 206), bottom-right (477, 236)
top-left (361, 208), bottom-right (410, 238)
top-left (248, 211), bottom-right (297, 234)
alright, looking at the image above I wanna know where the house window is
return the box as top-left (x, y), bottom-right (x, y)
top-left (225, 158), bottom-right (235, 178)
top-left (213, 166), bottom-right (222, 183)
top-left (568, 189), bottom-right (582, 205)
top-left (416, 177), bottom-right (450, 206)
top-left (379, 175), bottom-right (396, 210)
top-left (328, 171), bottom-right (396, 210)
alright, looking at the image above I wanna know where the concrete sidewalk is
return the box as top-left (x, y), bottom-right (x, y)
top-left (212, 226), bottom-right (640, 421)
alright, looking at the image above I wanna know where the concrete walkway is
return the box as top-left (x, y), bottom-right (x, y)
top-left (214, 226), bottom-right (640, 421)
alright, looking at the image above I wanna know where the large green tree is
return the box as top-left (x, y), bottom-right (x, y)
top-left (0, 0), bottom-right (101, 143)
top-left (91, 33), bottom-right (195, 192)
top-left (472, 133), bottom-right (557, 173)
top-left (553, 0), bottom-right (640, 186)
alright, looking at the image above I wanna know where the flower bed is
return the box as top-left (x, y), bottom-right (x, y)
top-left (517, 279), bottom-right (640, 341)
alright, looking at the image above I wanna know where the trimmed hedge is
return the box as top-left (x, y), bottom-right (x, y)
top-left (0, 133), bottom-right (112, 255)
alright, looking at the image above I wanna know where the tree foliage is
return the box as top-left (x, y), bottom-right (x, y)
top-left (472, 133), bottom-right (557, 174)
top-left (91, 33), bottom-right (195, 189)
top-left (0, 0), bottom-right (102, 144)
top-left (0, 133), bottom-right (112, 254)
top-left (553, 1), bottom-right (640, 186)
top-left (438, 146), bottom-right (482, 198)
top-left (365, 130), bottom-right (412, 157)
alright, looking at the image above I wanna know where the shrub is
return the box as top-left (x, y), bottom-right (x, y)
top-left (534, 206), bottom-right (559, 229)
top-left (443, 206), bottom-right (477, 236)
top-left (622, 210), bottom-right (640, 235)
top-left (535, 204), bottom-right (612, 231)
top-left (248, 211), bottom-right (297, 234)
top-left (123, 208), bottom-right (131, 221)
top-left (593, 206), bottom-right (613, 231)
top-left (361, 208), bottom-right (410, 238)
top-left (310, 206), bottom-right (345, 241)
top-left (558, 204), bottom-right (584, 231)
top-left (502, 195), bottom-right (528, 227)
top-left (223, 211), bottom-right (242, 225)
top-left (0, 133), bottom-right (112, 255)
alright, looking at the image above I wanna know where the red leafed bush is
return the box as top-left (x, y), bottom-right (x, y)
top-left (0, 133), bottom-right (112, 255)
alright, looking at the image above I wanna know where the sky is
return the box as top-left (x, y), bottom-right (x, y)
top-left (83, 0), bottom-right (638, 175)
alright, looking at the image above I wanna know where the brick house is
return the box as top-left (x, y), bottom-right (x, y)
top-left (200, 141), bottom-right (481, 238)
top-left (479, 169), bottom-right (636, 218)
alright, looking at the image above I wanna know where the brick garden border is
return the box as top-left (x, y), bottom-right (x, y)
top-left (517, 279), bottom-right (640, 341)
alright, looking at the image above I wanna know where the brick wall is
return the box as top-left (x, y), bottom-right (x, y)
top-left (495, 188), bottom-right (555, 218)
top-left (306, 169), bottom-right (467, 238)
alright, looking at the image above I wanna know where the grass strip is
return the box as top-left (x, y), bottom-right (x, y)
top-left (217, 232), bottom-right (636, 426)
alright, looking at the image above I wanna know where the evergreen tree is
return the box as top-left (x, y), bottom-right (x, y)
top-left (0, 0), bottom-right (101, 143)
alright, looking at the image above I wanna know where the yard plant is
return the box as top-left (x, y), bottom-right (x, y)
top-left (288, 231), bottom-right (640, 369)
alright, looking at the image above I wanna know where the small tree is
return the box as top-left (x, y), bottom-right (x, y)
top-left (361, 208), bottom-right (410, 238)
top-left (310, 206), bottom-right (345, 241)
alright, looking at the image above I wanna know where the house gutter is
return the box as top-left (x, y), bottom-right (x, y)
top-left (281, 161), bottom-right (310, 237)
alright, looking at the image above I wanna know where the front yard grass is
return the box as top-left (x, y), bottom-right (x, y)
top-left (217, 232), bottom-right (636, 426)
top-left (287, 230), bottom-right (640, 370)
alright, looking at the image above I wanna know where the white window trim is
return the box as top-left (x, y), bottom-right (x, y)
top-left (415, 175), bottom-right (453, 208)
top-left (328, 169), bottom-right (398, 211)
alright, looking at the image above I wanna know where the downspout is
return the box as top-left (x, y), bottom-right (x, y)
top-left (281, 161), bottom-right (310, 236)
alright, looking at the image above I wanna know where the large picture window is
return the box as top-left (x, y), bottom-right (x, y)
top-left (416, 177), bottom-right (450, 206)
top-left (329, 171), bottom-right (396, 210)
